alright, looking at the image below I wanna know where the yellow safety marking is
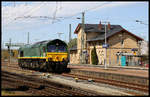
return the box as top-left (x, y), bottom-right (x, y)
top-left (18, 52), bottom-right (68, 62)
top-left (18, 57), bottom-right (46, 59)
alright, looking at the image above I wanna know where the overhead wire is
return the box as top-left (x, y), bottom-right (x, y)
top-left (4, 2), bottom-right (148, 31)
top-left (48, 2), bottom-right (112, 24)
top-left (4, 2), bottom-right (112, 27)
top-left (52, 2), bottom-right (59, 24)
top-left (4, 2), bottom-right (46, 26)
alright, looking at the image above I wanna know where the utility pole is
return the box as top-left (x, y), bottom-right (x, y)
top-left (77, 12), bottom-right (85, 64)
top-left (101, 21), bottom-right (109, 69)
top-left (80, 12), bottom-right (85, 64)
top-left (68, 24), bottom-right (72, 64)
top-left (9, 38), bottom-right (11, 65)
top-left (27, 32), bottom-right (29, 44)
top-left (104, 22), bottom-right (107, 69)
top-left (14, 2), bottom-right (16, 7)
top-left (69, 24), bottom-right (72, 42)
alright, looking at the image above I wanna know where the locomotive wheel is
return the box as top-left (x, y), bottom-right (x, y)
top-left (32, 61), bottom-right (36, 70)
top-left (34, 61), bottom-right (39, 71)
top-left (46, 63), bottom-right (53, 72)
top-left (30, 62), bottom-right (33, 70)
top-left (20, 61), bottom-right (24, 69)
top-left (62, 61), bottom-right (67, 69)
top-left (39, 60), bottom-right (46, 72)
top-left (55, 63), bottom-right (63, 73)
top-left (51, 62), bottom-right (56, 71)
top-left (27, 61), bottom-right (30, 69)
top-left (19, 60), bottom-right (23, 69)
top-left (22, 61), bottom-right (25, 68)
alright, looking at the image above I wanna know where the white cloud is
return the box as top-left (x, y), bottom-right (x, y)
top-left (2, 1), bottom-right (140, 30)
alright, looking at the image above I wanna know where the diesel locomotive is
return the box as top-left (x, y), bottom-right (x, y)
top-left (18, 39), bottom-right (68, 73)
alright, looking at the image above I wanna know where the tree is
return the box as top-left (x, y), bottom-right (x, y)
top-left (91, 46), bottom-right (98, 65)
top-left (67, 38), bottom-right (77, 49)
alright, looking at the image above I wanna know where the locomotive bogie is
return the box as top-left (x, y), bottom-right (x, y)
top-left (18, 58), bottom-right (68, 72)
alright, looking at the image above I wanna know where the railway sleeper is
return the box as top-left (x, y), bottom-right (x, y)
top-left (2, 76), bottom-right (42, 89)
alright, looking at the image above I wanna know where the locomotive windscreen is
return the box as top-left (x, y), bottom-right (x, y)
top-left (47, 45), bottom-right (67, 52)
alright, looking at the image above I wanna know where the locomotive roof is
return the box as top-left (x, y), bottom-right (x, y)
top-left (32, 40), bottom-right (50, 46)
top-left (19, 39), bottom-right (67, 50)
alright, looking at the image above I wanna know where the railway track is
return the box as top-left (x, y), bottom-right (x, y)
top-left (61, 73), bottom-right (149, 93)
top-left (1, 70), bottom-right (100, 96)
top-left (2, 62), bottom-right (149, 95)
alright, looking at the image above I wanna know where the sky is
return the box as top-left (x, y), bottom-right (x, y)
top-left (1, 1), bottom-right (149, 49)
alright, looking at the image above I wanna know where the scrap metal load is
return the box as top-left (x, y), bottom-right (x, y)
top-left (18, 39), bottom-right (68, 73)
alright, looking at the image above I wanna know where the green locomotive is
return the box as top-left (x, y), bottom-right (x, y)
top-left (18, 39), bottom-right (68, 73)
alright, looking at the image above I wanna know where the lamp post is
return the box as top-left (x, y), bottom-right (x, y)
top-left (27, 32), bottom-right (29, 44)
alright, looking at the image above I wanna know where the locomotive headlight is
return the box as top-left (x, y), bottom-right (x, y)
top-left (62, 57), bottom-right (67, 61)
top-left (48, 58), bottom-right (52, 61)
top-left (56, 56), bottom-right (59, 60)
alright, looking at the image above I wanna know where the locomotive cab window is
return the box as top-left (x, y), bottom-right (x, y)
top-left (57, 45), bottom-right (67, 52)
top-left (47, 39), bottom-right (67, 52)
top-left (47, 45), bottom-right (56, 52)
top-left (47, 45), bottom-right (67, 52)
top-left (20, 51), bottom-right (24, 57)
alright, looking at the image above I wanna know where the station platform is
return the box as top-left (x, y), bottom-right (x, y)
top-left (68, 63), bottom-right (148, 70)
top-left (67, 64), bottom-right (149, 86)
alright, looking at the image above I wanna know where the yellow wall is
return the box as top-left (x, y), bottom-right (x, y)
top-left (70, 28), bottom-right (141, 66)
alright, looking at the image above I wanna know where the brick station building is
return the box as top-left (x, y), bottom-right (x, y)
top-left (69, 22), bottom-right (144, 66)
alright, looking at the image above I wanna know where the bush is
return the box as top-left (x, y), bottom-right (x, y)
top-left (91, 46), bottom-right (98, 65)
